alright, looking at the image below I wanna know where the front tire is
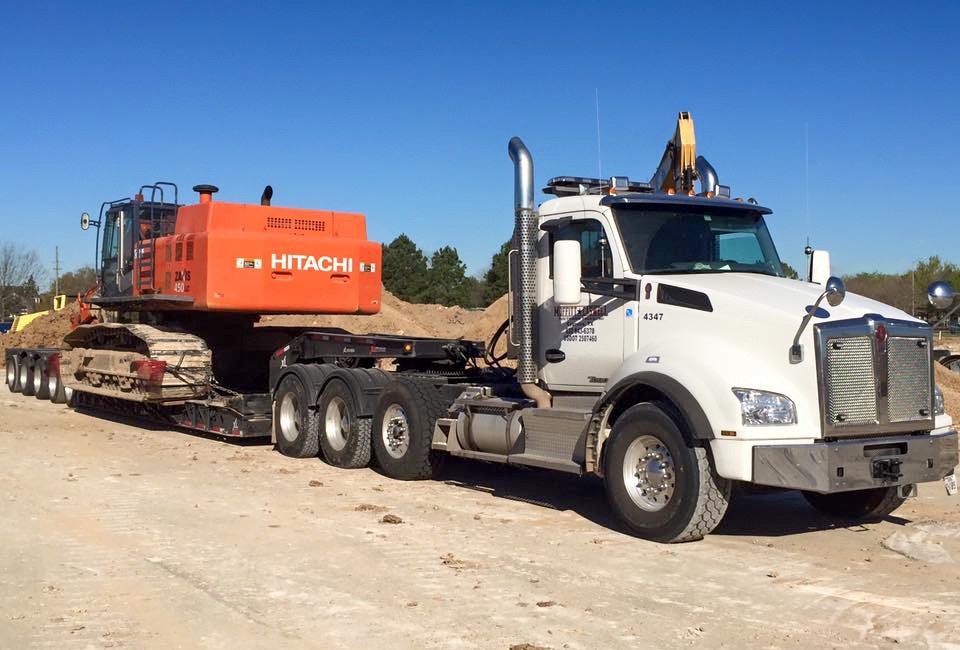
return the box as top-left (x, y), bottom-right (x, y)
top-left (318, 379), bottom-right (371, 468)
top-left (802, 487), bottom-right (906, 520)
top-left (372, 378), bottom-right (447, 480)
top-left (274, 374), bottom-right (320, 458)
top-left (603, 403), bottom-right (731, 543)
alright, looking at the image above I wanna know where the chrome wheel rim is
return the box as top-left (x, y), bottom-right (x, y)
top-left (19, 364), bottom-right (27, 389)
top-left (278, 392), bottom-right (301, 443)
top-left (33, 367), bottom-right (42, 394)
top-left (6, 363), bottom-right (15, 388)
top-left (48, 372), bottom-right (58, 396)
top-left (381, 404), bottom-right (409, 459)
top-left (622, 434), bottom-right (676, 512)
top-left (324, 396), bottom-right (350, 451)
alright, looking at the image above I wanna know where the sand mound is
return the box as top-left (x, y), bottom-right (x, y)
top-left (0, 304), bottom-right (79, 362)
top-left (935, 363), bottom-right (960, 421)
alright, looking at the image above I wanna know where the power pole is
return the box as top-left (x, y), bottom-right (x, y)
top-left (53, 246), bottom-right (61, 296)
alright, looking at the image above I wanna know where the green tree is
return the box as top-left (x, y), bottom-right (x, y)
top-left (427, 246), bottom-right (467, 306)
top-left (483, 240), bottom-right (511, 304)
top-left (381, 234), bottom-right (429, 302)
top-left (457, 276), bottom-right (487, 309)
top-left (780, 261), bottom-right (800, 280)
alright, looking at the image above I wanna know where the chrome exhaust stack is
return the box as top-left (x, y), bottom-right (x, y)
top-left (695, 156), bottom-right (718, 195)
top-left (508, 137), bottom-right (550, 408)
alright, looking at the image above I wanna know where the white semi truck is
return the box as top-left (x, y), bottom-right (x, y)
top-left (8, 112), bottom-right (958, 542)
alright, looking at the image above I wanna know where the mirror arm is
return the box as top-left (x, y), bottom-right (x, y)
top-left (790, 288), bottom-right (835, 363)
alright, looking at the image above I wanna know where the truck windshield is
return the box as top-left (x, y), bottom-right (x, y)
top-left (612, 206), bottom-right (783, 276)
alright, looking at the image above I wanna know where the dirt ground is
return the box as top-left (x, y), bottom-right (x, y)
top-left (2, 391), bottom-right (960, 650)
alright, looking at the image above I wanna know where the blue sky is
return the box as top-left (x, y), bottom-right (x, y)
top-left (1, 1), bottom-right (957, 284)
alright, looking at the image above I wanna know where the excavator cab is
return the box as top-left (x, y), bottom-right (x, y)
top-left (96, 183), bottom-right (179, 299)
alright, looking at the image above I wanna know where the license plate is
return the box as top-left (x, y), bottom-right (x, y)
top-left (946, 473), bottom-right (958, 496)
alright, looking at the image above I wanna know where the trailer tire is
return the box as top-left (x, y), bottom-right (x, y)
top-left (50, 369), bottom-right (67, 404)
top-left (801, 487), bottom-right (906, 520)
top-left (372, 377), bottom-right (447, 480)
top-left (7, 357), bottom-right (20, 392)
top-left (33, 360), bottom-right (51, 400)
top-left (274, 374), bottom-right (321, 458)
top-left (603, 403), bottom-right (731, 543)
top-left (20, 358), bottom-right (36, 397)
top-left (318, 379), bottom-right (371, 468)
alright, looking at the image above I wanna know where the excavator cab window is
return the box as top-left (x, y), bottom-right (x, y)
top-left (100, 205), bottom-right (136, 297)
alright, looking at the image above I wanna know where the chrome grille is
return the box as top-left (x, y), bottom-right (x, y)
top-left (887, 337), bottom-right (931, 422)
top-left (823, 336), bottom-right (877, 426)
top-left (815, 317), bottom-right (934, 437)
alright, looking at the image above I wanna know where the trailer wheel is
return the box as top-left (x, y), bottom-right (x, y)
top-left (372, 377), bottom-right (447, 480)
top-left (801, 487), bottom-right (906, 520)
top-left (318, 379), bottom-right (371, 468)
top-left (49, 365), bottom-right (65, 404)
top-left (603, 403), bottom-right (731, 543)
top-left (20, 358), bottom-right (36, 397)
top-left (33, 360), bottom-right (51, 400)
top-left (6, 357), bottom-right (19, 392)
top-left (274, 374), bottom-right (321, 458)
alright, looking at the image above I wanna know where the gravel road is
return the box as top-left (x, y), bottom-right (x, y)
top-left (2, 391), bottom-right (959, 649)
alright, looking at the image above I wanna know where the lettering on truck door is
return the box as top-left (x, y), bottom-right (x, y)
top-left (539, 216), bottom-right (627, 390)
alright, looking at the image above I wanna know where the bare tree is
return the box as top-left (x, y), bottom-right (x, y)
top-left (0, 243), bottom-right (46, 319)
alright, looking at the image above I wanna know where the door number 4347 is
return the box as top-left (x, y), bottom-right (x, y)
top-left (642, 312), bottom-right (664, 321)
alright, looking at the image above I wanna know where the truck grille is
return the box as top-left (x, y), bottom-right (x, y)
top-left (823, 336), bottom-right (877, 426)
top-left (815, 318), bottom-right (933, 438)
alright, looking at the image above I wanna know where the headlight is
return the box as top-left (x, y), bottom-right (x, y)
top-left (732, 388), bottom-right (797, 425)
top-left (934, 385), bottom-right (945, 416)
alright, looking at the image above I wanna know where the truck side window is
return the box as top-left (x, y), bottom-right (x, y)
top-left (551, 219), bottom-right (613, 279)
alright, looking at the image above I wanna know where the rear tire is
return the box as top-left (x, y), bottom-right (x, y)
top-left (274, 374), bottom-right (320, 458)
top-left (318, 379), bottom-right (371, 468)
top-left (20, 359), bottom-right (35, 397)
top-left (603, 403), bottom-right (731, 543)
top-left (6, 357), bottom-right (19, 392)
top-left (50, 367), bottom-right (67, 404)
top-left (802, 487), bottom-right (906, 520)
top-left (33, 360), bottom-right (51, 400)
top-left (372, 377), bottom-right (447, 480)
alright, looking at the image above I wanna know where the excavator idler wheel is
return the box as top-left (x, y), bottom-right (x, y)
top-left (318, 379), bottom-right (371, 469)
top-left (273, 374), bottom-right (321, 459)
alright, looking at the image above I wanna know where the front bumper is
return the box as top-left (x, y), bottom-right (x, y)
top-left (752, 431), bottom-right (958, 493)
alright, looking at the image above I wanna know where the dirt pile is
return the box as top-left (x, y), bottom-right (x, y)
top-left (0, 304), bottom-right (78, 363)
top-left (935, 363), bottom-right (960, 421)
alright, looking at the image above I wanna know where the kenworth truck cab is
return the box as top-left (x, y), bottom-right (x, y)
top-left (458, 115), bottom-right (958, 542)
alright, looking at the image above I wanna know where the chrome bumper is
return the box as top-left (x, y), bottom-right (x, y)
top-left (752, 431), bottom-right (958, 493)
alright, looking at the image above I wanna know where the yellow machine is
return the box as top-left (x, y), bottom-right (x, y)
top-left (10, 295), bottom-right (67, 333)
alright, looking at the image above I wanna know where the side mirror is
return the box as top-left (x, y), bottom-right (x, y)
top-left (928, 281), bottom-right (955, 310)
top-left (80, 212), bottom-right (90, 231)
top-left (824, 276), bottom-right (846, 307)
top-left (553, 240), bottom-right (582, 305)
top-left (808, 249), bottom-right (831, 285)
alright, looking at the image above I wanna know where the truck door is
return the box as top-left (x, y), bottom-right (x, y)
top-left (538, 215), bottom-right (627, 391)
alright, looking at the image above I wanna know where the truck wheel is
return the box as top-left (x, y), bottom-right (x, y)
top-left (6, 357), bottom-right (19, 392)
top-left (33, 360), bottom-right (51, 400)
top-left (49, 367), bottom-right (66, 404)
top-left (20, 359), bottom-right (36, 397)
top-left (318, 379), bottom-right (371, 468)
top-left (372, 377), bottom-right (446, 480)
top-left (802, 487), bottom-right (906, 520)
top-left (603, 403), bottom-right (731, 543)
top-left (274, 374), bottom-right (321, 458)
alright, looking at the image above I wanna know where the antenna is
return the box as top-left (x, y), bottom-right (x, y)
top-left (53, 246), bottom-right (60, 296)
top-left (804, 122), bottom-right (810, 242)
top-left (595, 88), bottom-right (602, 179)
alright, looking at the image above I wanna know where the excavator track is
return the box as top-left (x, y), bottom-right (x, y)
top-left (60, 323), bottom-right (212, 403)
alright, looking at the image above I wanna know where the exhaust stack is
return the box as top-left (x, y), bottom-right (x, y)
top-left (508, 137), bottom-right (550, 408)
top-left (695, 156), bottom-right (718, 195)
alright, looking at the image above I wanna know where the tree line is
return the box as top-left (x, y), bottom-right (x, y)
top-left (381, 234), bottom-right (509, 308)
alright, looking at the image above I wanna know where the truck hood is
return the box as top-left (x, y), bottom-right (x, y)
top-left (648, 273), bottom-right (918, 325)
